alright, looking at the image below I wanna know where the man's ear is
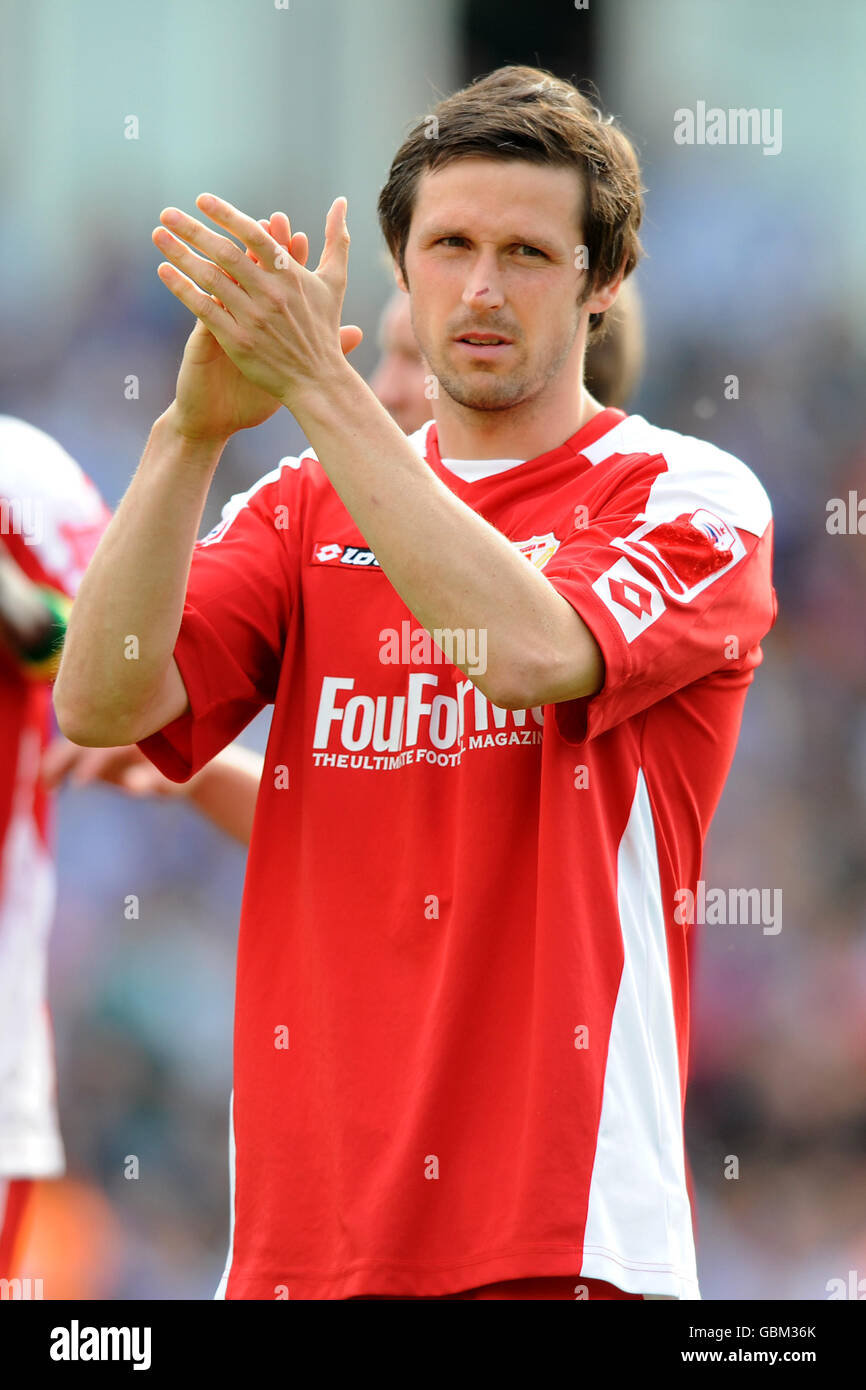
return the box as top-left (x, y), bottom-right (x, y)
top-left (583, 270), bottom-right (625, 317)
top-left (394, 256), bottom-right (409, 293)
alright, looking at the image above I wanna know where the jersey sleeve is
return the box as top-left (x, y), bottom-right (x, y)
top-left (542, 447), bottom-right (777, 744)
top-left (136, 460), bottom-right (302, 782)
top-left (0, 415), bottom-right (111, 598)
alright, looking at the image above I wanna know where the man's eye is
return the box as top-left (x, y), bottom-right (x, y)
top-left (437, 236), bottom-right (466, 248)
top-left (516, 245), bottom-right (546, 258)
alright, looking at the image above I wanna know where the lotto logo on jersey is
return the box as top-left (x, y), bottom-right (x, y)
top-left (593, 556), bottom-right (665, 643)
top-left (612, 510), bottom-right (744, 601)
top-left (312, 536), bottom-right (561, 572)
top-left (313, 542), bottom-right (381, 568)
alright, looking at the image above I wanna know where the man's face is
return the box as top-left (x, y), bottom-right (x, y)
top-left (368, 292), bottom-right (430, 435)
top-left (399, 157), bottom-right (589, 414)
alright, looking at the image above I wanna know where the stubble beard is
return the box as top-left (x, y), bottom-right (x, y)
top-left (421, 317), bottom-right (581, 414)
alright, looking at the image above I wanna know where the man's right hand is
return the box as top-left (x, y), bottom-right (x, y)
top-left (164, 211), bottom-right (363, 445)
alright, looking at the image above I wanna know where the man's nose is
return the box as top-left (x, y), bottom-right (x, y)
top-left (462, 253), bottom-right (504, 310)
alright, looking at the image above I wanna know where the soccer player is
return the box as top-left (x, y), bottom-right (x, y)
top-left (0, 417), bottom-right (110, 1287)
top-left (42, 276), bottom-right (647, 870)
top-left (55, 65), bottom-right (776, 1300)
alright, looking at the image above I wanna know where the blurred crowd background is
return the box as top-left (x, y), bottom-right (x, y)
top-left (3, 0), bottom-right (865, 1298)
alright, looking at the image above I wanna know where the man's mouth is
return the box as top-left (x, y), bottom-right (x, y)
top-left (455, 333), bottom-right (513, 345)
top-left (454, 333), bottom-right (514, 356)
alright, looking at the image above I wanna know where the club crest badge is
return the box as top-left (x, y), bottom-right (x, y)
top-left (513, 533), bottom-right (561, 570)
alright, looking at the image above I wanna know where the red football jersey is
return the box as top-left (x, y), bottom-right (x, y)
top-left (138, 406), bottom-right (776, 1300)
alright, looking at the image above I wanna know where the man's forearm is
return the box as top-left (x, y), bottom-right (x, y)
top-left (289, 365), bottom-right (602, 707)
top-left (54, 407), bottom-right (225, 744)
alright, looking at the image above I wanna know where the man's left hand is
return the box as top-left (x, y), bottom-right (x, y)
top-left (153, 194), bottom-right (361, 410)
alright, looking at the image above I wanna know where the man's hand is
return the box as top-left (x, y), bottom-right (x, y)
top-left (153, 196), bottom-right (360, 418)
top-left (41, 736), bottom-right (187, 797)
top-left (41, 736), bottom-right (263, 848)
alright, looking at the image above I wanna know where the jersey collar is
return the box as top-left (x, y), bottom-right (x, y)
top-left (420, 407), bottom-right (628, 497)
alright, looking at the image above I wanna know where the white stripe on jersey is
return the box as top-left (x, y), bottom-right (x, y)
top-left (581, 413), bottom-right (773, 538)
top-left (0, 731), bottom-right (64, 1179)
top-left (200, 455), bottom-right (311, 548)
top-left (213, 1090), bottom-right (236, 1300)
top-left (580, 770), bottom-right (700, 1300)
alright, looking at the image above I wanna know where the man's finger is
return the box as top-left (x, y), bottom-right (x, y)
top-left (245, 219), bottom-right (272, 266)
top-left (252, 218), bottom-right (308, 272)
top-left (339, 325), bottom-right (364, 356)
top-left (290, 231), bottom-right (309, 268)
top-left (193, 194), bottom-right (292, 275)
top-left (269, 211), bottom-right (292, 247)
top-left (153, 226), bottom-right (248, 316)
top-left (315, 196), bottom-right (350, 291)
top-left (155, 259), bottom-right (233, 337)
top-left (159, 205), bottom-right (276, 294)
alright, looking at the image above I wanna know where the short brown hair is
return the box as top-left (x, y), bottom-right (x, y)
top-left (377, 64), bottom-right (645, 339)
